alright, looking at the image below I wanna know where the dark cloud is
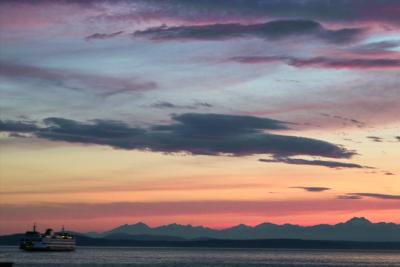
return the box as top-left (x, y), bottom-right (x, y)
top-left (134, 20), bottom-right (364, 44)
top-left (350, 40), bottom-right (400, 54)
top-left (319, 113), bottom-right (366, 128)
top-left (259, 157), bottom-right (366, 169)
top-left (7, 132), bottom-right (31, 138)
top-left (195, 102), bottom-right (213, 108)
top-left (151, 101), bottom-right (213, 110)
top-left (152, 101), bottom-right (181, 109)
top-left (0, 120), bottom-right (38, 133)
top-left (146, 0), bottom-right (400, 25)
top-left (337, 195), bottom-right (363, 200)
top-left (287, 57), bottom-right (400, 69)
top-left (342, 193), bottom-right (400, 200)
top-left (0, 62), bottom-right (157, 97)
top-left (384, 172), bottom-right (395, 176)
top-left (3, 1), bottom-right (400, 31)
top-left (65, 0), bottom-right (400, 25)
top-left (396, 136), bottom-right (400, 142)
top-left (367, 136), bottom-right (383, 142)
top-left (40, 117), bottom-right (146, 141)
top-left (153, 113), bottom-right (289, 134)
top-left (85, 31), bottom-right (124, 41)
top-left (291, 187), bottom-right (331, 192)
top-left (230, 56), bottom-right (400, 70)
top-left (0, 113), bottom-right (355, 159)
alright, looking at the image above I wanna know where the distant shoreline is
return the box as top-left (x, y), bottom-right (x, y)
top-left (2, 234), bottom-right (400, 250)
top-left (1, 245), bottom-right (400, 252)
top-left (77, 239), bottom-right (400, 250)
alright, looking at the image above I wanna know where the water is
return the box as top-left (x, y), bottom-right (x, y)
top-left (1, 246), bottom-right (399, 267)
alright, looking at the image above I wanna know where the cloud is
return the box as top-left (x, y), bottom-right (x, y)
top-left (396, 136), bottom-right (400, 142)
top-left (0, 120), bottom-right (38, 133)
top-left (337, 195), bottom-right (363, 200)
top-left (153, 113), bottom-right (289, 134)
top-left (85, 31), bottom-right (124, 41)
top-left (152, 101), bottom-right (181, 109)
top-left (350, 40), bottom-right (400, 55)
top-left (35, 118), bottom-right (147, 149)
top-left (0, 62), bottom-right (157, 97)
top-left (0, 113), bottom-right (355, 159)
top-left (1, 0), bottom-right (399, 37)
top-left (134, 20), bottom-right (364, 44)
top-left (291, 187), bottom-right (331, 192)
top-left (151, 101), bottom-right (213, 110)
top-left (287, 57), bottom-right (400, 69)
top-left (0, 182), bottom-right (263, 195)
top-left (319, 113), bottom-right (366, 128)
top-left (367, 136), bottom-right (383, 142)
top-left (384, 172), bottom-right (395, 176)
top-left (246, 73), bottom-right (400, 130)
top-left (83, 0), bottom-right (400, 26)
top-left (195, 102), bottom-right (213, 108)
top-left (1, 198), bottom-right (399, 221)
top-left (342, 193), bottom-right (400, 200)
top-left (259, 157), bottom-right (366, 169)
top-left (7, 132), bottom-right (31, 138)
top-left (230, 56), bottom-right (400, 70)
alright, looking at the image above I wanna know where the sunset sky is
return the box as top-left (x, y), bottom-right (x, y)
top-left (0, 0), bottom-right (399, 234)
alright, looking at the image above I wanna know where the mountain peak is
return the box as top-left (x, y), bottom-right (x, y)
top-left (230, 224), bottom-right (251, 230)
top-left (345, 217), bottom-right (372, 225)
top-left (133, 222), bottom-right (149, 227)
top-left (113, 222), bottom-right (149, 231)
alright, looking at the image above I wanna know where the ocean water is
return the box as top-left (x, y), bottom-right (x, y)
top-left (1, 246), bottom-right (399, 267)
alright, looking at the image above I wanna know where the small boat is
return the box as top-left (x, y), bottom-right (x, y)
top-left (20, 224), bottom-right (76, 251)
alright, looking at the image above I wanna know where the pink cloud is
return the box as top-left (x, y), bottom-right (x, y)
top-left (1, 199), bottom-right (399, 222)
top-left (230, 56), bottom-right (400, 70)
top-left (0, 62), bottom-right (157, 97)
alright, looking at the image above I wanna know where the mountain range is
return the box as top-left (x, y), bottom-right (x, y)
top-left (86, 217), bottom-right (400, 242)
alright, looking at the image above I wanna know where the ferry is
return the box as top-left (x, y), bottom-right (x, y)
top-left (20, 224), bottom-right (76, 251)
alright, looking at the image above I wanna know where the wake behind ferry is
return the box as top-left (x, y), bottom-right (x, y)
top-left (20, 224), bottom-right (75, 251)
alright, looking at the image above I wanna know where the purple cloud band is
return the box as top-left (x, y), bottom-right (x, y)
top-left (85, 31), bottom-right (124, 41)
top-left (133, 20), bottom-right (364, 44)
top-left (230, 56), bottom-right (400, 70)
top-left (259, 157), bottom-right (368, 169)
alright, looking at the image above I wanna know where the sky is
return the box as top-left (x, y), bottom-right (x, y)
top-left (0, 0), bottom-right (399, 234)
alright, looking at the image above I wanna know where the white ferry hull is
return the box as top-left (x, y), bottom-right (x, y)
top-left (20, 240), bottom-right (76, 251)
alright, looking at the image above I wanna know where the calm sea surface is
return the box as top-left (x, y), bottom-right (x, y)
top-left (1, 246), bottom-right (399, 267)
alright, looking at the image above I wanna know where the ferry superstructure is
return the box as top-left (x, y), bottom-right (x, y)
top-left (20, 224), bottom-right (76, 251)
